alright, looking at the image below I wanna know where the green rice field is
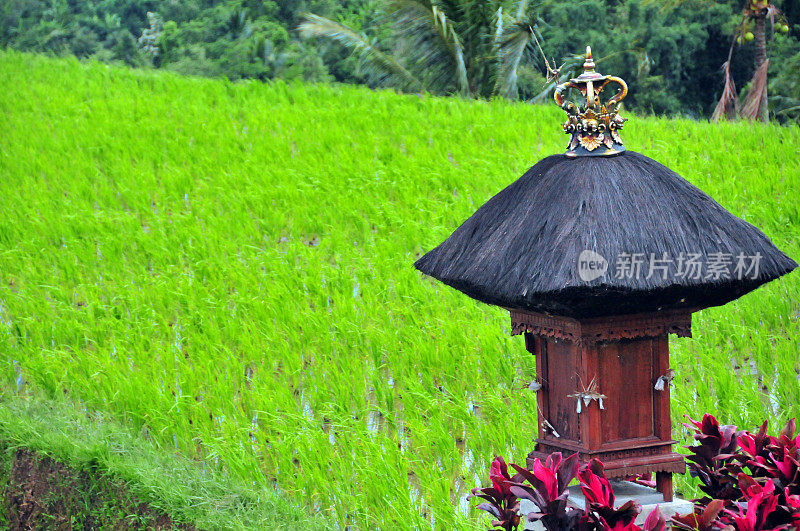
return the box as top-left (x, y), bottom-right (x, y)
top-left (1, 50), bottom-right (799, 529)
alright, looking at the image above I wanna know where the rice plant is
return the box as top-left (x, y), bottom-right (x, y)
top-left (0, 50), bottom-right (798, 529)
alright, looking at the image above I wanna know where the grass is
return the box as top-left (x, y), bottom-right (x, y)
top-left (0, 384), bottom-right (330, 529)
top-left (0, 49), bottom-right (798, 529)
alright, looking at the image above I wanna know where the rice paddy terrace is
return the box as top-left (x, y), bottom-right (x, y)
top-left (1, 50), bottom-right (798, 529)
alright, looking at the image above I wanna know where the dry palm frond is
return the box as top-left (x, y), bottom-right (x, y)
top-left (530, 51), bottom-right (583, 104)
top-left (298, 13), bottom-right (424, 92)
top-left (766, 4), bottom-right (781, 29)
top-left (711, 60), bottom-right (739, 122)
top-left (740, 58), bottom-right (769, 120)
top-left (387, 0), bottom-right (469, 96)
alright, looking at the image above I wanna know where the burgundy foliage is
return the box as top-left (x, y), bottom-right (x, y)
top-left (671, 499), bottom-right (726, 531)
top-left (469, 456), bottom-right (523, 531)
top-left (677, 415), bottom-right (800, 530)
top-left (471, 415), bottom-right (800, 531)
top-left (683, 413), bottom-right (745, 501)
top-left (509, 452), bottom-right (581, 530)
top-left (578, 459), bottom-right (648, 530)
top-left (471, 453), bottom-right (666, 531)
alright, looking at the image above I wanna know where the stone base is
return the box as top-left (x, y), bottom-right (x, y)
top-left (521, 480), bottom-right (693, 530)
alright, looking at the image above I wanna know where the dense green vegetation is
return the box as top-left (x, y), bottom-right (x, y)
top-left (1, 51), bottom-right (798, 529)
top-left (0, 0), bottom-right (381, 83)
top-left (2, 0), bottom-right (800, 120)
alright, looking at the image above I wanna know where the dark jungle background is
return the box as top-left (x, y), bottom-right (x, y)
top-left (2, 0), bottom-right (799, 121)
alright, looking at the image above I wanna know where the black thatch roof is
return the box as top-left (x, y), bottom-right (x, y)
top-left (415, 151), bottom-right (796, 318)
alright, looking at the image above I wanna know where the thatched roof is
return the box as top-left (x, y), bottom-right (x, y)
top-left (415, 151), bottom-right (796, 318)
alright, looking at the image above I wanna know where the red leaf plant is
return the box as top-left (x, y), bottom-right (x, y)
top-left (579, 459), bottom-right (646, 530)
top-left (471, 415), bottom-right (800, 531)
top-left (693, 475), bottom-right (800, 530)
top-left (737, 419), bottom-right (800, 494)
top-left (676, 416), bottom-right (800, 531)
top-left (722, 475), bottom-right (786, 530)
top-left (509, 452), bottom-right (581, 530)
top-left (470, 452), bottom-right (666, 531)
top-left (468, 455), bottom-right (524, 531)
top-left (671, 499), bottom-right (726, 531)
top-left (683, 414), bottom-right (745, 501)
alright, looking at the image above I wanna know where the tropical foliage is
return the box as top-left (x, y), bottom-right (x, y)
top-left (677, 414), bottom-right (800, 530)
top-left (2, 0), bottom-right (800, 120)
top-left (470, 453), bottom-right (667, 531)
top-left (0, 0), bottom-right (378, 82)
top-left (299, 0), bottom-right (552, 99)
top-left (472, 415), bottom-right (800, 531)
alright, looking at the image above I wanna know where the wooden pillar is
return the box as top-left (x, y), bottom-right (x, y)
top-left (656, 472), bottom-right (674, 502)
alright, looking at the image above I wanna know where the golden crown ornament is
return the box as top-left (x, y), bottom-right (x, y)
top-left (555, 46), bottom-right (628, 158)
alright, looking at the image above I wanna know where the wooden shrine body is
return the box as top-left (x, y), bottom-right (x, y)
top-left (512, 309), bottom-right (692, 502)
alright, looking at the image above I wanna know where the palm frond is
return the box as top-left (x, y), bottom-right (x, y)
top-left (772, 98), bottom-right (800, 121)
top-left (636, 50), bottom-right (653, 79)
top-left (494, 6), bottom-right (504, 48)
top-left (515, 0), bottom-right (530, 20)
top-left (711, 60), bottom-right (738, 122)
top-left (493, 6), bottom-right (504, 82)
top-left (494, 0), bottom-right (557, 100)
top-left (494, 22), bottom-right (533, 99)
top-left (386, 0), bottom-right (470, 96)
top-left (740, 58), bottom-right (769, 121)
top-left (492, 0), bottom-right (536, 99)
top-left (299, 13), bottom-right (423, 92)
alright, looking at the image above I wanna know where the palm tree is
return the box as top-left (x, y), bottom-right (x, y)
top-left (299, 0), bottom-right (548, 99)
top-left (712, 0), bottom-right (790, 122)
top-left (228, 7), bottom-right (249, 40)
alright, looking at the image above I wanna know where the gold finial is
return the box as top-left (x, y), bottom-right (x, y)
top-left (553, 46), bottom-right (628, 158)
top-left (583, 46), bottom-right (595, 72)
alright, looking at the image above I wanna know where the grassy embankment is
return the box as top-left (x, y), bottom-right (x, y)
top-left (1, 50), bottom-right (798, 529)
top-left (0, 386), bottom-right (328, 529)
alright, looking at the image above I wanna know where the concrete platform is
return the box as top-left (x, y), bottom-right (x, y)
top-left (521, 480), bottom-right (693, 530)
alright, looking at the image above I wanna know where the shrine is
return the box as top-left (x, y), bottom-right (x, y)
top-left (415, 47), bottom-right (797, 502)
